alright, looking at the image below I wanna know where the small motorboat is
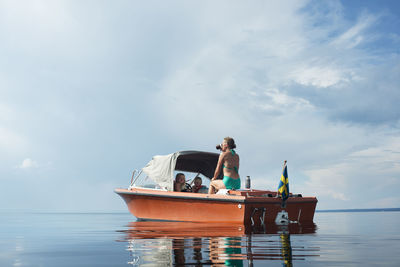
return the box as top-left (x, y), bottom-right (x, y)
top-left (115, 150), bottom-right (317, 225)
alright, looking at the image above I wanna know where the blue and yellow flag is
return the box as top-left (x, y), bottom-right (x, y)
top-left (280, 232), bottom-right (292, 267)
top-left (278, 161), bottom-right (289, 201)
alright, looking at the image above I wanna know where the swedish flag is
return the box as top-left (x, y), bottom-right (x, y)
top-left (278, 161), bottom-right (289, 201)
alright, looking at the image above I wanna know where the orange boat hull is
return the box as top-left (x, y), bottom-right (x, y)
top-left (115, 188), bottom-right (317, 224)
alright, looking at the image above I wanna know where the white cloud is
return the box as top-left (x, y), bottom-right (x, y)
top-left (18, 158), bottom-right (38, 169)
top-left (289, 66), bottom-right (347, 88)
top-left (303, 163), bottom-right (350, 201)
top-left (332, 13), bottom-right (378, 49)
top-left (258, 88), bottom-right (314, 111)
top-left (298, 134), bottom-right (400, 208)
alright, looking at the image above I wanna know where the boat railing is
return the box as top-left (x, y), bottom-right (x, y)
top-left (129, 184), bottom-right (167, 191)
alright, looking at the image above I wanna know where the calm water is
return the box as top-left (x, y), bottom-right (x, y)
top-left (1, 211), bottom-right (399, 266)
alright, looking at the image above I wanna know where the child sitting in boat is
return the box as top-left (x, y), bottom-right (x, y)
top-left (192, 177), bottom-right (207, 193)
top-left (174, 173), bottom-right (192, 192)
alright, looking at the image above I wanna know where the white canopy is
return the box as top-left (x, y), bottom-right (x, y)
top-left (142, 151), bottom-right (220, 191)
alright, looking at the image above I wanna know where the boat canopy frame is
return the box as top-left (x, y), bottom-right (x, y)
top-left (137, 150), bottom-right (222, 191)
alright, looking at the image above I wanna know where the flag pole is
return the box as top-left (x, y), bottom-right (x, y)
top-left (282, 160), bottom-right (287, 173)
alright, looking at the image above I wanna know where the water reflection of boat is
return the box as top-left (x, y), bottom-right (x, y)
top-left (119, 221), bottom-right (316, 239)
top-left (119, 221), bottom-right (318, 266)
top-left (115, 151), bottom-right (318, 224)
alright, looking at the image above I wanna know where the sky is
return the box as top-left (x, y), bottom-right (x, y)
top-left (1, 0), bottom-right (399, 211)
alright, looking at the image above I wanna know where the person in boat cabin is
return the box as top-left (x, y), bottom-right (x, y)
top-left (174, 173), bottom-right (186, 192)
top-left (208, 137), bottom-right (240, 194)
top-left (192, 176), bottom-right (207, 193)
top-left (174, 173), bottom-right (192, 192)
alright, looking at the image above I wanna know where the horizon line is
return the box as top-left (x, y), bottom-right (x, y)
top-left (316, 207), bottom-right (400, 213)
